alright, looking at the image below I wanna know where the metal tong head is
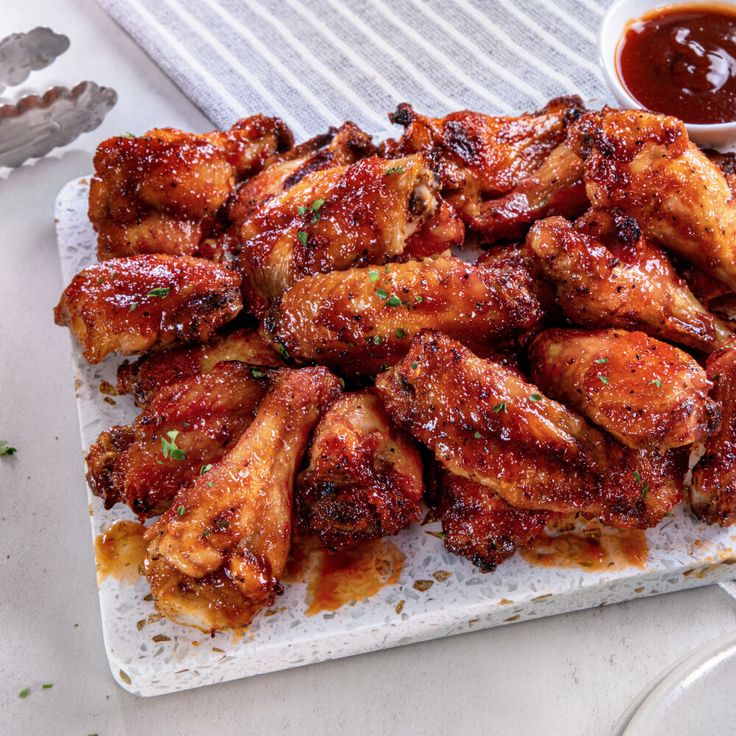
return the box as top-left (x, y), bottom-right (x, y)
top-left (0, 27), bottom-right (116, 168)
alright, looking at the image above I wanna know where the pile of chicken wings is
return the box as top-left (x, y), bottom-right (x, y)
top-left (54, 98), bottom-right (736, 632)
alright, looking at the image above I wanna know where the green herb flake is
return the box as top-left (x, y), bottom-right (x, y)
top-left (368, 270), bottom-right (380, 282)
top-left (297, 205), bottom-right (308, 215)
top-left (19, 688), bottom-right (30, 699)
top-left (161, 430), bottom-right (186, 461)
top-left (395, 328), bottom-right (407, 339)
top-left (207, 481), bottom-right (214, 488)
top-left (216, 519), bottom-right (229, 530)
top-left (122, 132), bottom-right (136, 138)
top-left (129, 302), bottom-right (138, 312)
top-left (201, 528), bottom-right (212, 538)
top-left (0, 441), bottom-right (17, 456)
top-left (493, 401), bottom-right (508, 413)
top-left (385, 165), bottom-right (405, 175)
top-left (410, 362), bottom-right (418, 370)
top-left (633, 470), bottom-right (650, 498)
top-left (386, 295), bottom-right (402, 307)
top-left (372, 335), bottom-right (383, 345)
top-left (598, 375), bottom-right (609, 385)
top-left (176, 505), bottom-right (186, 518)
top-left (415, 296), bottom-right (424, 304)
top-left (147, 287), bottom-right (171, 298)
top-left (376, 288), bottom-right (389, 300)
top-left (530, 393), bottom-right (542, 402)
top-left (42, 684), bottom-right (53, 690)
top-left (297, 230), bottom-right (308, 246)
top-left (311, 198), bottom-right (325, 212)
top-left (338, 377), bottom-right (346, 389)
top-left (473, 431), bottom-right (482, 439)
top-left (651, 378), bottom-right (662, 388)
top-left (276, 343), bottom-right (290, 360)
top-left (595, 357), bottom-right (608, 364)
top-left (249, 367), bottom-right (267, 379)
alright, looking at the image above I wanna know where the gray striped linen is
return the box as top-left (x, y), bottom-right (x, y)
top-left (96, 0), bottom-right (615, 137)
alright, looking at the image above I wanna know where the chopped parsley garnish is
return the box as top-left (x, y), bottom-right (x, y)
top-left (215, 519), bottom-right (229, 530)
top-left (338, 377), bottom-right (346, 389)
top-left (376, 288), bottom-right (388, 300)
top-left (176, 505), bottom-right (186, 517)
top-left (42, 684), bottom-right (53, 689)
top-left (633, 470), bottom-right (651, 498)
top-left (199, 464), bottom-right (212, 475)
top-left (595, 357), bottom-right (608, 364)
top-left (368, 270), bottom-right (380, 282)
top-left (386, 295), bottom-right (402, 307)
top-left (530, 393), bottom-right (542, 402)
top-left (201, 528), bottom-right (212, 538)
top-left (415, 296), bottom-right (424, 304)
top-left (122, 132), bottom-right (136, 138)
top-left (0, 441), bottom-right (17, 456)
top-left (385, 165), bottom-right (405, 175)
top-left (410, 362), bottom-right (418, 370)
top-left (161, 430), bottom-right (186, 461)
top-left (650, 378), bottom-right (662, 388)
top-left (311, 198), bottom-right (325, 212)
top-left (372, 335), bottom-right (383, 345)
top-left (297, 205), bottom-right (308, 215)
top-left (147, 287), bottom-right (170, 298)
top-left (395, 328), bottom-right (406, 339)
top-left (473, 431), bottom-right (482, 439)
top-left (19, 688), bottom-right (30, 699)
top-left (249, 367), bottom-right (267, 379)
top-left (129, 302), bottom-right (138, 312)
top-left (598, 375), bottom-right (609, 385)
top-left (493, 401), bottom-right (508, 413)
top-left (276, 343), bottom-right (290, 360)
top-left (297, 230), bottom-right (308, 246)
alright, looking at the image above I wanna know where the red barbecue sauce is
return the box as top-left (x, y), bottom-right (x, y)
top-left (618, 4), bottom-right (736, 124)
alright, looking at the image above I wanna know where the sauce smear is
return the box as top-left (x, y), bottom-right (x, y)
top-left (618, 4), bottom-right (736, 124)
top-left (521, 518), bottom-right (648, 571)
top-left (285, 537), bottom-right (404, 615)
top-left (95, 520), bottom-right (147, 583)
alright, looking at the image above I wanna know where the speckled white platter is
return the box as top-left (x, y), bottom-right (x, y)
top-left (56, 176), bottom-right (736, 697)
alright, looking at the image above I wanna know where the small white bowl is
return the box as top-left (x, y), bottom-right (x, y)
top-left (599, 0), bottom-right (736, 149)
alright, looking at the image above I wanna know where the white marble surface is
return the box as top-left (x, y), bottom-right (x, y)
top-left (1, 0), bottom-right (735, 733)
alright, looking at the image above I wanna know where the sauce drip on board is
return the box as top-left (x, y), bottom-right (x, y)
top-left (617, 4), bottom-right (736, 124)
top-left (95, 520), bottom-right (147, 583)
top-left (285, 537), bottom-right (405, 615)
top-left (521, 517), bottom-right (648, 571)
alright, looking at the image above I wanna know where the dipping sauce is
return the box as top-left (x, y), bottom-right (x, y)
top-left (618, 4), bottom-right (736, 124)
top-left (95, 520), bottom-right (147, 584)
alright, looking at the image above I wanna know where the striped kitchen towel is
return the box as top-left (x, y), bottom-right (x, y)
top-left (96, 0), bottom-right (614, 139)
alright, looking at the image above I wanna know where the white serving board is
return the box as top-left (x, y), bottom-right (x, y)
top-left (56, 177), bottom-right (736, 697)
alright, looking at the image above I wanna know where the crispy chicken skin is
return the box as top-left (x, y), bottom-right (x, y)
top-left (375, 332), bottom-right (683, 528)
top-left (117, 327), bottom-right (282, 407)
top-left (434, 469), bottom-right (550, 571)
top-left (383, 96), bottom-right (584, 236)
top-left (297, 389), bottom-right (424, 550)
top-left (529, 328), bottom-right (717, 451)
top-left (570, 108), bottom-right (736, 291)
top-left (236, 153), bottom-right (464, 316)
top-left (87, 362), bottom-right (267, 518)
top-left (145, 367), bottom-right (341, 631)
top-left (690, 345), bottom-right (736, 526)
top-left (54, 255), bottom-right (243, 364)
top-left (89, 116), bottom-right (293, 260)
top-left (528, 214), bottom-right (733, 352)
top-left (264, 256), bottom-right (544, 375)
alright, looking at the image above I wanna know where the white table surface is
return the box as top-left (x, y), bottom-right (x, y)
top-left (1, 1), bottom-right (734, 734)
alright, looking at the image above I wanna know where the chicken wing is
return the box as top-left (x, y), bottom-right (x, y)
top-left (382, 96), bottom-right (584, 236)
top-left (570, 108), bottom-right (736, 291)
top-left (528, 214), bottom-right (733, 352)
top-left (145, 367), bottom-right (341, 631)
top-left (87, 362), bottom-right (267, 517)
top-left (117, 327), bottom-right (282, 406)
top-left (433, 469), bottom-right (550, 571)
top-left (264, 256), bottom-right (544, 375)
top-left (90, 116), bottom-right (293, 260)
top-left (375, 331), bottom-right (683, 528)
top-left (54, 255), bottom-right (243, 364)
top-left (297, 389), bottom-right (423, 550)
top-left (690, 344), bottom-right (736, 525)
top-left (235, 154), bottom-right (464, 316)
top-left (529, 328), bottom-right (717, 451)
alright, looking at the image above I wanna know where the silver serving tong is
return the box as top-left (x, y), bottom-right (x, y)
top-left (0, 27), bottom-right (116, 168)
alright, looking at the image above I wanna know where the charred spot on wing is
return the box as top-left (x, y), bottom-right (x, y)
top-left (388, 103), bottom-right (415, 128)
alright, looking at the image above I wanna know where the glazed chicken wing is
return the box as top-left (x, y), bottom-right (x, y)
top-left (382, 96), bottom-right (584, 238)
top-left (145, 367), bottom-right (341, 631)
top-left (117, 327), bottom-right (282, 406)
top-left (375, 331), bottom-right (683, 528)
top-left (264, 256), bottom-right (543, 375)
top-left (87, 362), bottom-right (267, 517)
top-left (570, 108), bottom-right (736, 291)
top-left (433, 469), bottom-right (550, 571)
top-left (236, 154), bottom-right (464, 316)
top-left (54, 255), bottom-right (242, 364)
top-left (690, 345), bottom-right (736, 526)
top-left (529, 328), bottom-right (717, 451)
top-left (90, 116), bottom-right (293, 260)
top-left (528, 214), bottom-right (733, 352)
top-left (297, 389), bottom-right (424, 550)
